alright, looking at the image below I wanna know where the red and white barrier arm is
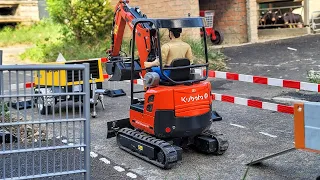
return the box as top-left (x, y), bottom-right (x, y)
top-left (212, 93), bottom-right (294, 115)
top-left (127, 79), bottom-right (295, 115)
top-left (206, 70), bottom-right (320, 93)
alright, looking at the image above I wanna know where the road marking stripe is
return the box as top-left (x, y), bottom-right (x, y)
top-left (114, 166), bottom-right (125, 172)
top-left (259, 132), bottom-right (277, 138)
top-left (127, 172), bottom-right (137, 179)
top-left (230, 123), bottom-right (246, 128)
top-left (99, 158), bottom-right (111, 164)
top-left (90, 152), bottom-right (98, 158)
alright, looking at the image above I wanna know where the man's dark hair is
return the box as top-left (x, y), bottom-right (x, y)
top-left (169, 28), bottom-right (182, 38)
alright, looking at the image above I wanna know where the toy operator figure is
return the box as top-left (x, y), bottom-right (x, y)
top-left (144, 28), bottom-right (193, 81)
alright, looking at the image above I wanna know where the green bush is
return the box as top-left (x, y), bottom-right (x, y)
top-left (0, 19), bottom-right (62, 47)
top-left (20, 39), bottom-right (110, 63)
top-left (46, 0), bottom-right (114, 41)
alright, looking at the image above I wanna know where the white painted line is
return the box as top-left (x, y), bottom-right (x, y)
top-left (239, 74), bottom-right (253, 83)
top-left (268, 78), bottom-right (283, 87)
top-left (259, 132), bottom-right (277, 138)
top-left (262, 102), bottom-right (278, 111)
top-left (234, 97), bottom-right (248, 106)
top-left (99, 158), bottom-right (111, 164)
top-left (127, 172), bottom-right (137, 179)
top-left (301, 82), bottom-right (318, 92)
top-left (287, 47), bottom-right (297, 51)
top-left (114, 166), bottom-right (125, 172)
top-left (90, 152), bottom-right (98, 158)
top-left (230, 123), bottom-right (246, 128)
top-left (61, 139), bottom-right (68, 143)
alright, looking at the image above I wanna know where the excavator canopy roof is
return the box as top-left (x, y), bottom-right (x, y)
top-left (133, 17), bottom-right (207, 29)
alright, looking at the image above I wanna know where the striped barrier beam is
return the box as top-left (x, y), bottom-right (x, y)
top-left (129, 78), bottom-right (295, 115)
top-left (212, 93), bottom-right (294, 115)
top-left (205, 70), bottom-right (320, 93)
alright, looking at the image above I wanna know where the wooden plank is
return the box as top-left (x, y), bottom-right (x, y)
top-left (0, 1), bottom-right (37, 5)
top-left (0, 16), bottom-right (31, 23)
top-left (257, 0), bottom-right (302, 3)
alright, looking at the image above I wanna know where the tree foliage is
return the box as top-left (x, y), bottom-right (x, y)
top-left (46, 0), bottom-right (114, 41)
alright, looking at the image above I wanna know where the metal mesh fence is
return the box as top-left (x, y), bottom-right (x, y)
top-left (0, 64), bottom-right (91, 180)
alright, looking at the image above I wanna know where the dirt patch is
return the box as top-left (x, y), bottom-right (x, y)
top-left (0, 45), bottom-right (35, 65)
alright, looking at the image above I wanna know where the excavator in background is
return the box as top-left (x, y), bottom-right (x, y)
top-left (105, 0), bottom-right (229, 169)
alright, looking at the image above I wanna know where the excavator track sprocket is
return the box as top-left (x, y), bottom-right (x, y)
top-left (201, 129), bottom-right (229, 155)
top-left (116, 128), bottom-right (182, 169)
top-left (193, 129), bottom-right (229, 155)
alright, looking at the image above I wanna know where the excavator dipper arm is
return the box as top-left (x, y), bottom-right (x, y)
top-left (106, 0), bottom-right (158, 80)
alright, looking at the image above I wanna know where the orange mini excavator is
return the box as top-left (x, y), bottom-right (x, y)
top-left (105, 0), bottom-right (229, 169)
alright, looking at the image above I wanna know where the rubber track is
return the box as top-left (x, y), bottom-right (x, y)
top-left (117, 128), bottom-right (179, 169)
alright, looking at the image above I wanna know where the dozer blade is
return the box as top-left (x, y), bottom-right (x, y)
top-left (211, 110), bottom-right (222, 121)
top-left (106, 118), bottom-right (133, 139)
top-left (106, 60), bottom-right (141, 81)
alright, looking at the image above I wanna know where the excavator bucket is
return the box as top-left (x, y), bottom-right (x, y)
top-left (106, 60), bottom-right (141, 81)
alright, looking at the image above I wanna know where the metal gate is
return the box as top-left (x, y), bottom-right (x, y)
top-left (0, 63), bottom-right (91, 179)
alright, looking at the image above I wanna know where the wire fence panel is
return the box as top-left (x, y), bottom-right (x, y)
top-left (0, 64), bottom-right (91, 180)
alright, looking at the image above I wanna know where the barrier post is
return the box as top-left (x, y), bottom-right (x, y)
top-left (247, 102), bottom-right (320, 166)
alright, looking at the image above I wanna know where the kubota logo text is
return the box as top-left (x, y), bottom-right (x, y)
top-left (181, 93), bottom-right (209, 103)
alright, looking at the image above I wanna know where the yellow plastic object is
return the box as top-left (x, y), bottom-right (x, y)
top-left (33, 59), bottom-right (104, 87)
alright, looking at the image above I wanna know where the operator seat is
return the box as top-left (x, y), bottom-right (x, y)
top-left (160, 58), bottom-right (191, 86)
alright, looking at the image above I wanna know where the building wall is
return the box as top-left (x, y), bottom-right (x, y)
top-left (110, 0), bottom-right (200, 39)
top-left (0, 0), bottom-right (40, 24)
top-left (199, 0), bottom-right (248, 44)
